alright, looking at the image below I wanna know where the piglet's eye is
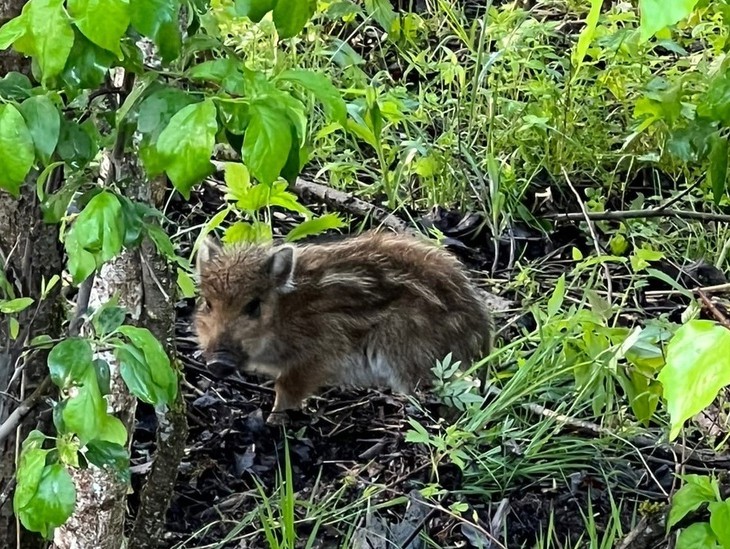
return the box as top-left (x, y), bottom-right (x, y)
top-left (243, 298), bottom-right (261, 319)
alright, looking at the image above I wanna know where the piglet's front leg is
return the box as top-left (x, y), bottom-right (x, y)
top-left (266, 366), bottom-right (322, 424)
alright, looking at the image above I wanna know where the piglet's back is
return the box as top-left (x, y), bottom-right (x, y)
top-left (277, 232), bottom-right (491, 389)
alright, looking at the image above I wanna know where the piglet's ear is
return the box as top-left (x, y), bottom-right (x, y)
top-left (196, 235), bottom-right (222, 275)
top-left (266, 245), bottom-right (295, 292)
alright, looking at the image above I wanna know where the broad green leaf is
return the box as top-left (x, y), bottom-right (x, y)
top-left (0, 297), bottom-right (35, 314)
top-left (157, 99), bottom-right (217, 198)
top-left (285, 214), bottom-right (344, 242)
top-left (64, 230), bottom-right (96, 285)
top-left (364, 0), bottom-right (398, 35)
top-left (710, 500), bottom-right (730, 548)
top-left (15, 463), bottom-right (75, 539)
top-left (19, 96), bottom-right (61, 165)
top-left (676, 522), bottom-right (720, 549)
top-left (276, 69), bottom-right (347, 125)
top-left (92, 303), bottom-right (126, 337)
top-left (65, 191), bottom-right (125, 283)
top-left (224, 163), bottom-right (251, 201)
top-left (16, 0), bottom-right (75, 82)
top-left (0, 72), bottom-right (33, 101)
top-left (639, 0), bottom-right (700, 43)
top-left (658, 320), bottom-right (730, 441)
top-left (85, 440), bottom-right (130, 482)
top-left (234, 0), bottom-right (275, 21)
top-left (572, 0), bottom-right (602, 73)
top-left (129, 0), bottom-right (180, 62)
top-left (235, 181), bottom-right (308, 215)
top-left (63, 367), bottom-right (126, 445)
top-left (94, 358), bottom-right (111, 395)
top-left (668, 475), bottom-right (720, 529)
top-left (67, 0), bottom-right (130, 58)
top-left (243, 102), bottom-right (293, 185)
top-left (56, 118), bottom-right (98, 168)
top-left (698, 72), bottom-right (730, 126)
top-left (547, 274), bottom-right (565, 317)
top-left (50, 338), bottom-right (95, 394)
top-left (14, 444), bottom-right (49, 511)
top-left (709, 136), bottom-right (728, 205)
top-left (223, 221), bottom-right (273, 244)
top-left (0, 14), bottom-right (28, 51)
top-left (60, 28), bottom-right (115, 90)
top-left (116, 326), bottom-right (177, 406)
top-left (0, 104), bottom-right (35, 196)
top-left (272, 0), bottom-right (315, 38)
top-left (56, 434), bottom-right (80, 467)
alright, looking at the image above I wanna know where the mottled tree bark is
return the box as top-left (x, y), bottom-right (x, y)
top-left (0, 2), bottom-right (65, 548)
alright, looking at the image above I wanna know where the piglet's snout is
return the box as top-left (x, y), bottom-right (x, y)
top-left (205, 347), bottom-right (245, 377)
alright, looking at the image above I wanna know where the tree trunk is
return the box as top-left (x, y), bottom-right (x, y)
top-left (0, 2), bottom-right (65, 548)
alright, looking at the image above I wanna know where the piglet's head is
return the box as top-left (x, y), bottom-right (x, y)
top-left (193, 235), bottom-right (296, 376)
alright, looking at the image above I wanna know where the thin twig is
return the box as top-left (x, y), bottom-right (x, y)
top-left (543, 208), bottom-right (730, 224)
top-left (697, 290), bottom-right (730, 331)
top-left (0, 376), bottom-right (51, 445)
top-left (561, 168), bottom-right (614, 304)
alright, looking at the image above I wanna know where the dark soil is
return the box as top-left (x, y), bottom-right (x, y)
top-left (120, 165), bottom-right (729, 548)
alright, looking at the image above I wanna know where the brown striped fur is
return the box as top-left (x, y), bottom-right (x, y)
top-left (194, 231), bottom-right (492, 415)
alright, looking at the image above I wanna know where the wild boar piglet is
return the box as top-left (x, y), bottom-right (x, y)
top-left (194, 231), bottom-right (492, 416)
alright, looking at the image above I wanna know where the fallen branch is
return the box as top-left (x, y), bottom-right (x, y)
top-left (293, 177), bottom-right (417, 235)
top-left (697, 289), bottom-right (730, 331)
top-left (543, 208), bottom-right (730, 224)
top-left (0, 376), bottom-right (51, 445)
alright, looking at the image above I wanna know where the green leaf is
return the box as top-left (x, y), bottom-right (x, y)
top-left (85, 440), bottom-right (130, 482)
top-left (14, 444), bottom-right (49, 512)
top-left (272, 0), bottom-right (315, 38)
top-left (276, 69), bottom-right (347, 125)
top-left (658, 321), bottom-right (730, 441)
top-left (65, 191), bottom-right (125, 283)
top-left (57, 118), bottom-right (98, 168)
top-left (285, 214), bottom-right (344, 242)
top-left (676, 522), bottom-right (720, 549)
top-left (709, 136), bottom-right (728, 205)
top-left (547, 274), bottom-right (565, 317)
top-left (19, 95), bottom-right (61, 165)
top-left (56, 434), bottom-right (80, 467)
top-left (63, 367), bottom-right (126, 445)
top-left (224, 162), bottom-right (251, 201)
top-left (639, 0), bottom-right (700, 43)
top-left (0, 297), bottom-right (35, 314)
top-left (0, 13), bottom-right (28, 50)
top-left (243, 102), bottom-right (293, 185)
top-left (364, 0), bottom-right (398, 35)
top-left (177, 268), bottom-right (196, 299)
top-left (67, 0), bottom-right (130, 58)
top-left (93, 358), bottom-right (111, 395)
top-left (116, 326), bottom-right (177, 406)
top-left (157, 99), bottom-right (217, 198)
top-left (64, 230), bottom-right (96, 285)
top-left (572, 0), bottom-right (603, 73)
top-left (15, 463), bottom-right (75, 539)
top-left (92, 304), bottom-right (126, 337)
top-left (235, 0), bottom-right (276, 22)
top-left (48, 338), bottom-right (94, 389)
top-left (129, 0), bottom-right (181, 62)
top-left (0, 104), bottom-right (35, 196)
top-left (17, 0), bottom-right (75, 82)
top-left (223, 221), bottom-right (273, 244)
top-left (669, 475), bottom-right (720, 529)
top-left (60, 28), bottom-right (115, 90)
top-left (710, 500), bottom-right (730, 548)
top-left (0, 72), bottom-right (33, 101)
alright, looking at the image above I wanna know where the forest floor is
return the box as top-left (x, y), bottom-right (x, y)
top-left (127, 1), bottom-right (730, 547)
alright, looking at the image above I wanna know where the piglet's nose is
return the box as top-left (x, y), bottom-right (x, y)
top-left (206, 350), bottom-right (239, 377)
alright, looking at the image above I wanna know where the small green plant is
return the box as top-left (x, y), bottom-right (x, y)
top-left (668, 474), bottom-right (730, 549)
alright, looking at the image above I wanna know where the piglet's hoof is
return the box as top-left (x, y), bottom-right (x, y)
top-left (266, 411), bottom-right (289, 426)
